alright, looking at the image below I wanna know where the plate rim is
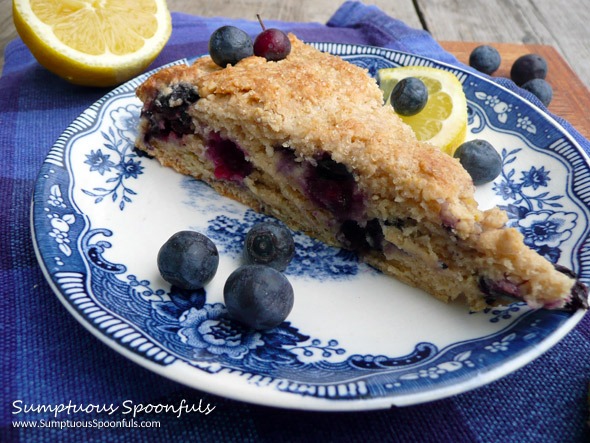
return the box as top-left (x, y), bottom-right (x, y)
top-left (29, 224), bottom-right (587, 410)
top-left (30, 41), bottom-right (589, 411)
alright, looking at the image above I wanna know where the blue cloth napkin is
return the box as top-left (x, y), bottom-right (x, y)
top-left (1, 2), bottom-right (589, 441)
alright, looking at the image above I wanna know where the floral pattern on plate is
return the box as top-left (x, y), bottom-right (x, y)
top-left (32, 44), bottom-right (590, 410)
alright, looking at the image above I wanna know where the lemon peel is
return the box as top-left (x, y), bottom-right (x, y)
top-left (379, 66), bottom-right (468, 155)
top-left (13, 0), bottom-right (172, 87)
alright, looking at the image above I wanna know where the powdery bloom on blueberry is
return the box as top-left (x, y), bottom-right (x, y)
top-left (517, 211), bottom-right (577, 248)
top-left (84, 149), bottom-right (116, 175)
top-left (178, 304), bottom-right (264, 359)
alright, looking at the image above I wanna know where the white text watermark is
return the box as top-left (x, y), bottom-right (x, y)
top-left (12, 398), bottom-right (216, 420)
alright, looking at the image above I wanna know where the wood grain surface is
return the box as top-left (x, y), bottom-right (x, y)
top-left (1, 1), bottom-right (589, 141)
top-left (420, 0), bottom-right (590, 90)
top-left (2, 0), bottom-right (590, 91)
top-left (442, 41), bottom-right (590, 141)
top-left (164, 0), bottom-right (422, 28)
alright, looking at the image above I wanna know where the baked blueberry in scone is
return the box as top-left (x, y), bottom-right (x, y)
top-left (135, 34), bottom-right (588, 312)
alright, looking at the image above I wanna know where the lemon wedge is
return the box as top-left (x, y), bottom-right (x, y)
top-left (378, 66), bottom-right (468, 155)
top-left (13, 0), bottom-right (172, 87)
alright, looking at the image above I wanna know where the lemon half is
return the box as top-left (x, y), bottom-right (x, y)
top-left (13, 0), bottom-right (172, 87)
top-left (379, 66), bottom-right (468, 155)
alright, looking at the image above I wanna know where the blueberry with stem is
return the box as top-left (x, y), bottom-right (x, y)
top-left (243, 222), bottom-right (295, 271)
top-left (253, 14), bottom-right (291, 61)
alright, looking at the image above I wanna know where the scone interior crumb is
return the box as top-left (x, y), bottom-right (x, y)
top-left (134, 34), bottom-right (587, 312)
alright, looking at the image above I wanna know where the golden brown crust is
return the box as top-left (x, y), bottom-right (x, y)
top-left (135, 34), bottom-right (581, 311)
top-left (138, 36), bottom-right (474, 211)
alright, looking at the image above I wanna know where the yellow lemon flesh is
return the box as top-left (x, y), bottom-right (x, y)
top-left (13, 0), bottom-right (172, 87)
top-left (378, 66), bottom-right (468, 155)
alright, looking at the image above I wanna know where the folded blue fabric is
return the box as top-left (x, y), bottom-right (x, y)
top-left (1, 2), bottom-right (589, 442)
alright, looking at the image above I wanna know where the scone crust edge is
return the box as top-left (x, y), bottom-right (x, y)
top-left (135, 35), bottom-right (583, 311)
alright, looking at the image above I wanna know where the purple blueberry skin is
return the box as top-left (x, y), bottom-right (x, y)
top-left (157, 231), bottom-right (219, 290)
top-left (338, 219), bottom-right (384, 251)
top-left (469, 45), bottom-right (501, 75)
top-left (275, 147), bottom-right (366, 223)
top-left (209, 26), bottom-right (254, 67)
top-left (224, 265), bottom-right (294, 330)
top-left (244, 222), bottom-right (295, 271)
top-left (453, 139), bottom-right (502, 185)
top-left (142, 83), bottom-right (199, 140)
top-left (390, 77), bottom-right (428, 116)
top-left (521, 78), bottom-right (553, 107)
top-left (479, 276), bottom-right (522, 305)
top-left (553, 264), bottom-right (589, 311)
top-left (510, 54), bottom-right (548, 86)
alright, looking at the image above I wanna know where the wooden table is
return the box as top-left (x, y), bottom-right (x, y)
top-left (2, 0), bottom-right (589, 138)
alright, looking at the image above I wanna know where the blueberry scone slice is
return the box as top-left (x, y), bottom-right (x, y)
top-left (135, 35), bottom-right (587, 311)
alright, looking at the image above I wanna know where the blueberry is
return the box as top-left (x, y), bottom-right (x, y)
top-left (316, 154), bottom-right (353, 182)
top-left (469, 45), bottom-right (501, 75)
top-left (453, 139), bottom-right (502, 185)
top-left (157, 231), bottom-right (219, 290)
top-left (224, 265), bottom-right (294, 330)
top-left (144, 83), bottom-right (200, 138)
top-left (244, 222), bottom-right (294, 271)
top-left (254, 28), bottom-right (291, 61)
top-left (339, 219), bottom-right (383, 251)
top-left (554, 264), bottom-right (589, 311)
top-left (390, 77), bottom-right (428, 116)
top-left (209, 26), bottom-right (254, 67)
top-left (479, 276), bottom-right (522, 305)
top-left (510, 54), bottom-right (548, 86)
top-left (521, 78), bottom-right (553, 107)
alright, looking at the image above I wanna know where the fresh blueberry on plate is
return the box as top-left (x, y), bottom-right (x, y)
top-left (243, 222), bottom-right (295, 271)
top-left (157, 231), bottom-right (219, 290)
top-left (224, 264), bottom-right (294, 330)
top-left (454, 139), bottom-right (502, 185)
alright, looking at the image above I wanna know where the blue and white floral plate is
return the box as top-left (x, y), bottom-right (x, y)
top-left (32, 43), bottom-right (589, 411)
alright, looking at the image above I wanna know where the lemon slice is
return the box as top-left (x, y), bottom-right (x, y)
top-left (13, 0), bottom-right (172, 87)
top-left (378, 66), bottom-right (468, 155)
